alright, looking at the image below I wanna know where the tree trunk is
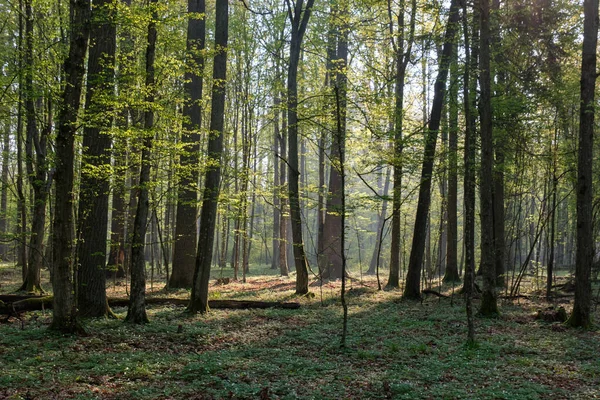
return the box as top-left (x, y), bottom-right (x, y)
top-left (169, 0), bottom-right (205, 289)
top-left (286, 0), bottom-right (315, 294)
top-left (0, 124), bottom-right (10, 260)
top-left (20, 0), bottom-right (48, 294)
top-left (403, 0), bottom-right (460, 299)
top-left (478, 0), bottom-right (499, 317)
top-left (51, 0), bottom-right (91, 333)
top-left (188, 0), bottom-right (228, 314)
top-left (126, 0), bottom-right (158, 324)
top-left (443, 50), bottom-right (460, 283)
top-left (368, 166), bottom-right (391, 275)
top-left (567, 0), bottom-right (597, 329)
top-left (76, 0), bottom-right (116, 317)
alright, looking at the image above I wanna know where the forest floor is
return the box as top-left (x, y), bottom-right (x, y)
top-left (0, 263), bottom-right (599, 399)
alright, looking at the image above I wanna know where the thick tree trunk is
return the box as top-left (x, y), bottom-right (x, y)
top-left (478, 0), bottom-right (499, 317)
top-left (403, 0), bottom-right (460, 299)
top-left (126, 0), bottom-right (158, 324)
top-left (567, 0), bottom-right (597, 329)
top-left (76, 0), bottom-right (116, 317)
top-left (51, 0), bottom-right (91, 333)
top-left (169, 0), bottom-right (205, 289)
top-left (188, 0), bottom-right (228, 314)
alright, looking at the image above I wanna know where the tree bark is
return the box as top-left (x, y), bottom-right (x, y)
top-left (478, 0), bottom-right (499, 317)
top-left (286, 0), bottom-right (315, 294)
top-left (403, 0), bottom-right (460, 299)
top-left (567, 0), bottom-right (597, 329)
top-left (126, 0), bottom-right (158, 324)
top-left (188, 0), bottom-right (228, 314)
top-left (76, 0), bottom-right (116, 317)
top-left (169, 0), bottom-right (205, 289)
top-left (51, 0), bottom-right (91, 333)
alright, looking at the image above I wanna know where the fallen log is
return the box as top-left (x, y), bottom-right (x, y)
top-left (0, 295), bottom-right (301, 315)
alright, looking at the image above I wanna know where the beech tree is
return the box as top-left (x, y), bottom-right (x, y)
top-left (51, 0), bottom-right (91, 333)
top-left (189, 0), bottom-right (229, 314)
top-left (567, 0), bottom-right (598, 329)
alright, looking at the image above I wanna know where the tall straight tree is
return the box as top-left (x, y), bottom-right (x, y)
top-left (319, 0), bottom-right (346, 280)
top-left (188, 0), bottom-right (228, 314)
top-left (77, 0), bottom-right (117, 317)
top-left (20, 0), bottom-right (49, 294)
top-left (387, 0), bottom-right (416, 288)
top-left (443, 50), bottom-right (460, 283)
top-left (51, 0), bottom-right (91, 333)
top-left (126, 0), bottom-right (158, 324)
top-left (478, 0), bottom-right (499, 316)
top-left (169, 0), bottom-right (205, 289)
top-left (403, 0), bottom-right (460, 299)
top-left (463, 0), bottom-right (478, 343)
top-left (285, 0), bottom-right (315, 294)
top-left (567, 0), bottom-right (598, 328)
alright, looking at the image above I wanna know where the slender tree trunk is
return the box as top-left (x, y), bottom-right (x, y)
top-left (77, 0), bottom-right (116, 317)
top-left (286, 0), bottom-right (315, 294)
top-left (368, 166), bottom-right (391, 275)
top-left (0, 125), bottom-right (10, 260)
top-left (126, 0), bottom-right (158, 324)
top-left (478, 0), bottom-right (499, 316)
top-left (567, 0), bottom-right (597, 328)
top-left (20, 0), bottom-right (48, 294)
top-left (403, 0), bottom-right (460, 299)
top-left (444, 50), bottom-right (460, 282)
top-left (169, 0), bottom-right (205, 289)
top-left (16, 0), bottom-right (28, 276)
top-left (189, 0), bottom-right (228, 314)
top-left (271, 96), bottom-right (281, 271)
top-left (50, 0), bottom-right (91, 333)
top-left (463, 0), bottom-right (478, 344)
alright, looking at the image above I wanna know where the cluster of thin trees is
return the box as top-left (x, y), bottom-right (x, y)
top-left (0, 0), bottom-right (598, 333)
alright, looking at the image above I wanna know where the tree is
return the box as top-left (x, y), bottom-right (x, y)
top-left (19, 0), bottom-right (49, 294)
top-left (169, 0), bottom-right (206, 289)
top-left (387, 0), bottom-right (416, 288)
top-left (77, 0), bottom-right (117, 317)
top-left (189, 0), bottom-right (229, 314)
top-left (51, 0), bottom-right (91, 333)
top-left (403, 0), bottom-right (460, 300)
top-left (126, 0), bottom-right (159, 324)
top-left (567, 0), bottom-right (598, 329)
top-left (285, 0), bottom-right (315, 294)
top-left (478, 0), bottom-right (499, 316)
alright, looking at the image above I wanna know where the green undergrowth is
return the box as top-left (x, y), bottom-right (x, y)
top-left (1, 265), bottom-right (599, 399)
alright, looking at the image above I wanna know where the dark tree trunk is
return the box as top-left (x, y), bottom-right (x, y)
top-left (126, 0), bottom-right (158, 324)
top-left (387, 0), bottom-right (416, 289)
top-left (478, 0), bottom-right (499, 317)
top-left (403, 0), bottom-right (460, 299)
top-left (76, 0), bottom-right (116, 317)
top-left (567, 0), bottom-right (597, 329)
top-left (443, 50), bottom-right (460, 283)
top-left (286, 0), bottom-right (315, 294)
top-left (0, 125), bottom-right (10, 260)
top-left (51, 0), bottom-right (91, 333)
top-left (15, 0), bottom-right (28, 276)
top-left (271, 95), bottom-right (281, 271)
top-left (462, 0), bottom-right (478, 344)
top-left (20, 0), bottom-right (48, 294)
top-left (169, 0), bottom-right (205, 289)
top-left (188, 0), bottom-right (228, 314)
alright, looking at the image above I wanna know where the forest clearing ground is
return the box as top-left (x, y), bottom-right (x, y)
top-left (0, 262), bottom-right (599, 399)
